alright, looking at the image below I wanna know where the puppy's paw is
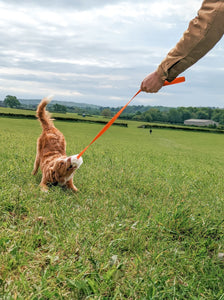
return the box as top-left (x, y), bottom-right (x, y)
top-left (40, 183), bottom-right (48, 192)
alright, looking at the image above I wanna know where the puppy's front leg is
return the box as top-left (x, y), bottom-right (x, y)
top-left (40, 179), bottom-right (48, 192)
top-left (66, 179), bottom-right (78, 192)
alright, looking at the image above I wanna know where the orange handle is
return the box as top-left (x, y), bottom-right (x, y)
top-left (163, 76), bottom-right (185, 86)
top-left (77, 76), bottom-right (185, 159)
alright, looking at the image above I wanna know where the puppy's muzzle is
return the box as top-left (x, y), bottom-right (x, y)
top-left (67, 155), bottom-right (83, 171)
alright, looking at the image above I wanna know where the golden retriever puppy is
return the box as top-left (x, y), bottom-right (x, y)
top-left (32, 96), bottom-right (83, 192)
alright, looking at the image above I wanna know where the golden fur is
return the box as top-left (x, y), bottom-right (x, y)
top-left (32, 97), bottom-right (79, 192)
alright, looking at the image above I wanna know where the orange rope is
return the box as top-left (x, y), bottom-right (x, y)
top-left (77, 76), bottom-right (185, 159)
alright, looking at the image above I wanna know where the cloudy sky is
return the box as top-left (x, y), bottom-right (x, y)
top-left (0, 0), bottom-right (223, 107)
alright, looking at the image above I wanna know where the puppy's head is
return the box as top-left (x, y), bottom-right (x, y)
top-left (53, 155), bottom-right (83, 183)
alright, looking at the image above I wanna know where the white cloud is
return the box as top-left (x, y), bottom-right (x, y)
top-left (0, 0), bottom-right (223, 107)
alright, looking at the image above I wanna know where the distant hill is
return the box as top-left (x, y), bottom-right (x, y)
top-left (19, 99), bottom-right (101, 109)
top-left (18, 99), bottom-right (172, 112)
top-left (17, 99), bottom-right (175, 117)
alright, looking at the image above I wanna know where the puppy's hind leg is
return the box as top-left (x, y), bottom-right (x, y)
top-left (32, 154), bottom-right (40, 175)
top-left (32, 140), bottom-right (41, 175)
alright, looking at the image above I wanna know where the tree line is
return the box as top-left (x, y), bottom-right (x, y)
top-left (2, 95), bottom-right (224, 125)
top-left (2, 95), bottom-right (67, 113)
top-left (119, 106), bottom-right (224, 125)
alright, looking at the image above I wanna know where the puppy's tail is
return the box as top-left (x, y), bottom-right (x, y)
top-left (36, 95), bottom-right (54, 130)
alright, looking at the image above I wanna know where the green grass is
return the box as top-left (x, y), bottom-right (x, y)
top-left (0, 117), bottom-right (224, 299)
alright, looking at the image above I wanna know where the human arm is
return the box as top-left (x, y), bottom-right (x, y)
top-left (141, 0), bottom-right (224, 93)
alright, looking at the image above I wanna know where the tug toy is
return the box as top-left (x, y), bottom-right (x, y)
top-left (77, 77), bottom-right (185, 160)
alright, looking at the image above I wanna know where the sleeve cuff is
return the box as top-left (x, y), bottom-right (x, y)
top-left (156, 65), bottom-right (168, 81)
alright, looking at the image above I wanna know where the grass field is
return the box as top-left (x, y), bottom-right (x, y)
top-left (0, 117), bottom-right (224, 299)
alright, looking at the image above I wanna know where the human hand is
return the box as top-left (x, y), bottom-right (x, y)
top-left (140, 71), bottom-right (165, 93)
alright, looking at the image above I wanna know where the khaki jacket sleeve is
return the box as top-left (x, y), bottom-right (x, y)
top-left (157, 0), bottom-right (224, 81)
